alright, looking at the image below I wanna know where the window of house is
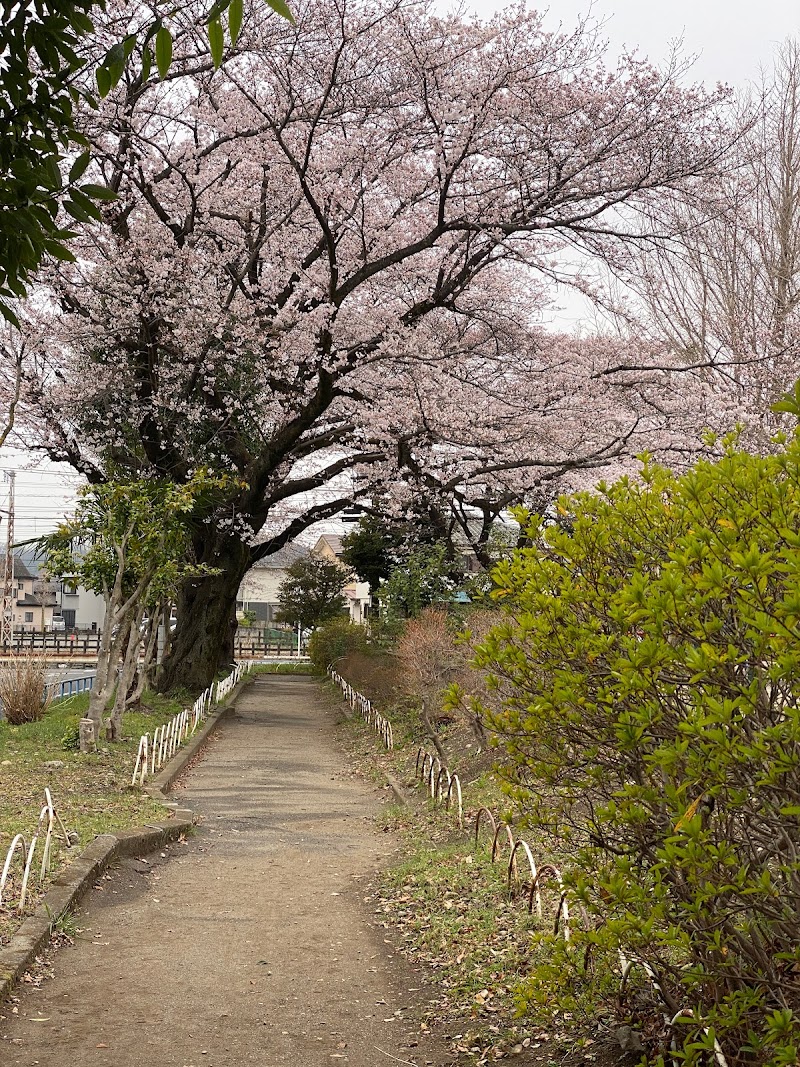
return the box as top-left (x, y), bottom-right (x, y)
top-left (24, 611), bottom-right (33, 623)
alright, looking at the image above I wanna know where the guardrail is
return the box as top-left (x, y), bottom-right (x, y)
top-left (0, 789), bottom-right (76, 911)
top-left (131, 662), bottom-right (253, 786)
top-left (44, 673), bottom-right (95, 702)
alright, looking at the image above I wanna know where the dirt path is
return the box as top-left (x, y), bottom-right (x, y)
top-left (0, 676), bottom-right (455, 1067)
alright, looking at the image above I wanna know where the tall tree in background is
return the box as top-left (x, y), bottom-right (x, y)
top-left (626, 39), bottom-right (800, 414)
top-left (275, 556), bottom-right (349, 631)
top-left (16, 0), bottom-right (732, 691)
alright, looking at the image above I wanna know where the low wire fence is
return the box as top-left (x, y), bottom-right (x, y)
top-left (327, 666), bottom-right (393, 749)
top-left (131, 661), bottom-right (253, 786)
top-left (0, 788), bottom-right (76, 912)
top-left (328, 669), bottom-right (727, 1067)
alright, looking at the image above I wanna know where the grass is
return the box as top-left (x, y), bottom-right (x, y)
top-left (253, 662), bottom-right (313, 675)
top-left (0, 688), bottom-right (187, 945)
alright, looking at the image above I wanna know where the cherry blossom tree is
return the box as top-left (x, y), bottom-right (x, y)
top-left (18, 0), bottom-right (733, 691)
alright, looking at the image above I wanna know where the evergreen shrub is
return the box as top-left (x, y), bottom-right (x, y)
top-left (308, 618), bottom-right (368, 675)
top-left (471, 431), bottom-right (800, 1065)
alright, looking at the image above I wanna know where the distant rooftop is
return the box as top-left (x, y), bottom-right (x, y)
top-left (0, 555), bottom-right (35, 580)
top-left (314, 534), bottom-right (344, 555)
top-left (251, 543), bottom-right (309, 570)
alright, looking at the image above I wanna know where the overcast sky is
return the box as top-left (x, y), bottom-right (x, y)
top-left (462, 0), bottom-right (798, 87)
top-left (4, 0), bottom-right (799, 548)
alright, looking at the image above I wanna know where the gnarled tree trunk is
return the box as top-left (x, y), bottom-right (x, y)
top-left (157, 536), bottom-right (251, 693)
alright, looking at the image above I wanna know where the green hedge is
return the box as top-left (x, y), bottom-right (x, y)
top-left (471, 432), bottom-right (800, 1065)
top-left (307, 619), bottom-right (369, 675)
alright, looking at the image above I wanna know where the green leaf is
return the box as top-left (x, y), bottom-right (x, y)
top-left (265, 0), bottom-right (295, 24)
top-left (228, 0), bottom-right (243, 46)
top-left (80, 183), bottom-right (118, 202)
top-left (63, 199), bottom-right (93, 223)
top-left (122, 33), bottom-right (138, 60)
top-left (96, 64), bottom-right (111, 98)
top-left (0, 301), bottom-right (21, 329)
top-left (68, 151), bottom-right (91, 184)
top-left (43, 240), bottom-right (77, 263)
top-left (141, 45), bottom-right (152, 82)
top-left (205, 0), bottom-right (230, 23)
top-left (772, 380), bottom-right (800, 419)
top-left (208, 19), bottom-right (224, 69)
top-left (103, 42), bottom-right (126, 90)
top-left (155, 27), bottom-right (173, 79)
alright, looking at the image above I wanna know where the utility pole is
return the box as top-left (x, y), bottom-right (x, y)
top-left (1, 471), bottom-right (15, 648)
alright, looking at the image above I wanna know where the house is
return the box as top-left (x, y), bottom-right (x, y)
top-left (55, 575), bottom-right (106, 632)
top-left (310, 534), bottom-right (371, 625)
top-left (0, 556), bottom-right (58, 632)
top-left (236, 543), bottom-right (309, 624)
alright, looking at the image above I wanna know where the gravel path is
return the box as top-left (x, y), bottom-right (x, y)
top-left (0, 676), bottom-right (453, 1067)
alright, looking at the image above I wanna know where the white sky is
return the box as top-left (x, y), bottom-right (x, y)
top-left (462, 0), bottom-right (799, 86)
top-left (5, 0), bottom-right (799, 546)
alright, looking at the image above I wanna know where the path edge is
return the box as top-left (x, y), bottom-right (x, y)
top-left (0, 674), bottom-right (252, 1005)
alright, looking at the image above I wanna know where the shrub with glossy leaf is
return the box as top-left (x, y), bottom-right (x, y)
top-left (308, 618), bottom-right (368, 675)
top-left (471, 432), bottom-right (800, 1065)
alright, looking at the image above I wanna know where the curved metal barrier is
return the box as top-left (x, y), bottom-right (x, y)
top-left (132, 662), bottom-right (253, 786)
top-left (326, 669), bottom-right (713, 1061)
top-left (1, 789), bottom-right (75, 911)
top-left (328, 666), bottom-right (394, 750)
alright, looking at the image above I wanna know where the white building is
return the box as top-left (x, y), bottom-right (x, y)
top-left (236, 543), bottom-right (309, 624)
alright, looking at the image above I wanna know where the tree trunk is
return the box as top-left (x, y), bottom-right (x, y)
top-left (127, 609), bottom-right (160, 707)
top-left (107, 608), bottom-right (143, 741)
top-left (420, 695), bottom-right (448, 764)
top-left (85, 596), bottom-right (126, 743)
top-left (157, 536), bottom-right (251, 693)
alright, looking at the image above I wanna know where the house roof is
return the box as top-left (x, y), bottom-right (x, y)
top-left (313, 534), bottom-right (344, 556)
top-left (0, 555), bottom-right (35, 580)
top-left (251, 543), bottom-right (309, 570)
top-left (16, 591), bottom-right (57, 607)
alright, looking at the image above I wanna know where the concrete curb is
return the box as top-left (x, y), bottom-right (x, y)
top-left (385, 772), bottom-right (408, 807)
top-left (0, 674), bottom-right (252, 1006)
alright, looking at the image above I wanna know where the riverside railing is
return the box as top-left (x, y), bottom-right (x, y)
top-left (44, 672), bottom-right (95, 702)
top-left (0, 788), bottom-right (76, 911)
top-left (131, 662), bottom-right (253, 786)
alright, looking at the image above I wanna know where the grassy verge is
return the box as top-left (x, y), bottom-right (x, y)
top-left (329, 679), bottom-right (610, 1066)
top-left (253, 662), bottom-right (314, 675)
top-left (0, 689), bottom-right (187, 946)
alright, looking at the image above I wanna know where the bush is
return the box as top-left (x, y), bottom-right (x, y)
top-left (308, 618), bottom-right (369, 674)
top-left (0, 656), bottom-right (51, 724)
top-left (471, 433), bottom-right (800, 1065)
